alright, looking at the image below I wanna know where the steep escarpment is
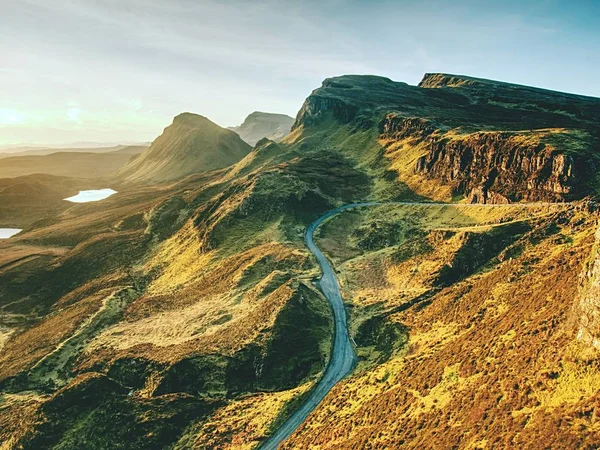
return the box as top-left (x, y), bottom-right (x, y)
top-left (117, 113), bottom-right (251, 184)
top-left (293, 73), bottom-right (600, 203)
top-left (576, 212), bottom-right (600, 349)
top-left (380, 113), bottom-right (594, 203)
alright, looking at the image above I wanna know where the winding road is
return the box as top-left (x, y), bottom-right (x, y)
top-left (260, 201), bottom-right (565, 449)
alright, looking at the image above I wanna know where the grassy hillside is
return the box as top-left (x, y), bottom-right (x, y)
top-left (284, 202), bottom-right (600, 449)
top-left (117, 113), bottom-right (252, 184)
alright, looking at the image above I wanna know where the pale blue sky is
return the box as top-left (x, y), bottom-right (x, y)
top-left (0, 0), bottom-right (598, 145)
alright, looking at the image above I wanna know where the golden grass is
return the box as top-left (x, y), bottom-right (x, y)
top-left (407, 363), bottom-right (481, 416)
top-left (183, 382), bottom-right (313, 449)
top-left (85, 241), bottom-right (308, 363)
top-left (537, 361), bottom-right (600, 408)
top-left (0, 328), bottom-right (14, 352)
top-left (408, 322), bottom-right (462, 359)
top-left (145, 221), bottom-right (215, 294)
top-left (533, 340), bottom-right (600, 410)
top-left (0, 295), bottom-right (103, 380)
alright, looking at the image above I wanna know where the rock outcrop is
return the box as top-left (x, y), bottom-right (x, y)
top-left (577, 220), bottom-right (600, 349)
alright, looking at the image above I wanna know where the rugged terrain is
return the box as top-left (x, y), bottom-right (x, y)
top-left (1, 73), bottom-right (600, 449)
top-left (283, 201), bottom-right (600, 449)
top-left (228, 112), bottom-right (294, 146)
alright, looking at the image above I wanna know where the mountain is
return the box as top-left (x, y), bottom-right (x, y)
top-left (2, 74), bottom-right (600, 449)
top-left (291, 73), bottom-right (600, 203)
top-left (117, 113), bottom-right (252, 183)
top-left (228, 111), bottom-right (294, 145)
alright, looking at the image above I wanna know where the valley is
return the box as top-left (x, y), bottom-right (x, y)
top-left (1, 72), bottom-right (600, 449)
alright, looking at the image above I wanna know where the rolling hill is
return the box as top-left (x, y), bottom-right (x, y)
top-left (0, 144), bottom-right (149, 158)
top-left (0, 174), bottom-right (96, 228)
top-left (0, 150), bottom-right (141, 179)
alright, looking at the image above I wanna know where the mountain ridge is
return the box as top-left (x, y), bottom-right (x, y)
top-left (292, 73), bottom-right (600, 203)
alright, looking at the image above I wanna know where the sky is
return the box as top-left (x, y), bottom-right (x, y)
top-left (0, 0), bottom-right (599, 146)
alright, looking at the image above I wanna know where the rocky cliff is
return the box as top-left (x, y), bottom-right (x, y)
top-left (577, 213), bottom-right (600, 348)
top-left (379, 114), bottom-right (592, 203)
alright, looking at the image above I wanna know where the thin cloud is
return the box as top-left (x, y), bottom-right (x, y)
top-left (0, 0), bottom-right (598, 144)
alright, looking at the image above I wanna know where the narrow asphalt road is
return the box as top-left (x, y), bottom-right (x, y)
top-left (259, 203), bottom-right (380, 450)
top-left (259, 200), bottom-right (565, 449)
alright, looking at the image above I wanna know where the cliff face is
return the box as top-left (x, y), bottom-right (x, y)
top-left (293, 95), bottom-right (359, 129)
top-left (577, 219), bottom-right (600, 348)
top-left (379, 114), bottom-right (589, 203)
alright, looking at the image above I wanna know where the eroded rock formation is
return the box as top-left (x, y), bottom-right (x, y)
top-left (577, 218), bottom-right (600, 348)
top-left (379, 113), bottom-right (592, 203)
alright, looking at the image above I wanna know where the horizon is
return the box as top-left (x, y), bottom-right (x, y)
top-left (1, 0), bottom-right (599, 145)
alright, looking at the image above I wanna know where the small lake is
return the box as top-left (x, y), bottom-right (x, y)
top-left (64, 189), bottom-right (117, 203)
top-left (0, 228), bottom-right (22, 239)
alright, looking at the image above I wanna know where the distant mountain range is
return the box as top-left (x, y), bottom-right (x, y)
top-left (228, 111), bottom-right (294, 146)
top-left (0, 143), bottom-right (151, 157)
top-left (0, 140), bottom-right (150, 150)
